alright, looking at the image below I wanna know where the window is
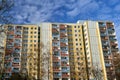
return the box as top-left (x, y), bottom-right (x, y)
top-left (75, 30), bottom-right (77, 32)
top-left (76, 39), bottom-right (78, 41)
top-left (75, 34), bottom-right (77, 36)
top-left (34, 40), bottom-right (36, 42)
top-left (78, 30), bottom-right (80, 32)
top-left (74, 26), bottom-right (76, 28)
top-left (76, 43), bottom-right (78, 46)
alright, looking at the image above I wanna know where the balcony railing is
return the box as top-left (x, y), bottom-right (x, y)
top-left (53, 56), bottom-right (60, 62)
top-left (52, 28), bottom-right (59, 33)
top-left (61, 53), bottom-right (69, 56)
top-left (53, 68), bottom-right (61, 72)
top-left (7, 31), bottom-right (14, 34)
top-left (62, 74), bottom-right (69, 77)
top-left (15, 35), bottom-right (22, 38)
top-left (111, 48), bottom-right (119, 52)
top-left (60, 42), bottom-right (68, 47)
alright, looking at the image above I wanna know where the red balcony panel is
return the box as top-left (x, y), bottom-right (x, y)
top-left (52, 39), bottom-right (59, 42)
top-left (53, 68), bottom-right (61, 71)
top-left (61, 53), bottom-right (69, 56)
top-left (7, 31), bottom-right (14, 34)
top-left (7, 39), bottom-right (14, 43)
top-left (60, 33), bottom-right (67, 38)
top-left (52, 57), bottom-right (60, 62)
top-left (60, 42), bottom-right (68, 47)
top-left (62, 74), bottom-right (69, 77)
top-left (12, 63), bottom-right (20, 66)
top-left (60, 25), bottom-right (66, 30)
top-left (53, 47), bottom-right (60, 51)
top-left (61, 63), bottom-right (69, 66)
top-left (5, 68), bottom-right (12, 73)
top-left (15, 35), bottom-right (22, 38)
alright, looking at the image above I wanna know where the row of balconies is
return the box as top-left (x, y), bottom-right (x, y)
top-left (15, 26), bottom-right (22, 30)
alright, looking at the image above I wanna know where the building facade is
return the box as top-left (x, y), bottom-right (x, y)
top-left (0, 20), bottom-right (119, 80)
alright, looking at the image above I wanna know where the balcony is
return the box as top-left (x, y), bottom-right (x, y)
top-left (53, 73), bottom-right (61, 78)
top-left (52, 56), bottom-right (60, 62)
top-left (14, 48), bottom-right (21, 53)
top-left (100, 27), bottom-right (106, 32)
top-left (61, 58), bottom-right (69, 62)
top-left (60, 33), bottom-right (67, 38)
top-left (111, 48), bottom-right (119, 52)
top-left (109, 38), bottom-right (117, 42)
top-left (12, 68), bottom-right (20, 73)
top-left (52, 28), bottom-right (59, 33)
top-left (15, 31), bottom-right (22, 35)
top-left (108, 29), bottom-right (115, 33)
top-left (4, 68), bottom-right (12, 73)
top-left (15, 39), bottom-right (22, 43)
top-left (53, 62), bottom-right (61, 66)
top-left (103, 48), bottom-right (109, 51)
top-left (14, 43), bottom-right (21, 48)
top-left (53, 67), bottom-right (61, 72)
top-left (100, 33), bottom-right (107, 36)
top-left (7, 39), bottom-right (14, 43)
top-left (109, 33), bottom-right (116, 37)
top-left (7, 35), bottom-right (14, 39)
top-left (12, 63), bottom-right (20, 67)
top-left (6, 49), bottom-right (13, 54)
top-left (61, 47), bottom-right (68, 52)
top-left (60, 24), bottom-right (66, 30)
top-left (13, 53), bottom-right (20, 58)
top-left (107, 22), bottom-right (114, 28)
top-left (52, 38), bottom-right (59, 42)
top-left (61, 62), bottom-right (69, 66)
top-left (105, 63), bottom-right (111, 67)
top-left (99, 22), bottom-right (106, 27)
top-left (101, 36), bottom-right (108, 41)
top-left (62, 74), bottom-right (69, 78)
top-left (13, 58), bottom-right (20, 63)
top-left (60, 38), bottom-right (68, 43)
top-left (62, 67), bottom-right (70, 72)
top-left (53, 46), bottom-right (60, 51)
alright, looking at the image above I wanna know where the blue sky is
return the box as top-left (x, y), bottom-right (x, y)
top-left (10, 0), bottom-right (120, 48)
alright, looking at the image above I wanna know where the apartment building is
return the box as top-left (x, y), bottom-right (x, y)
top-left (0, 20), bottom-right (119, 80)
